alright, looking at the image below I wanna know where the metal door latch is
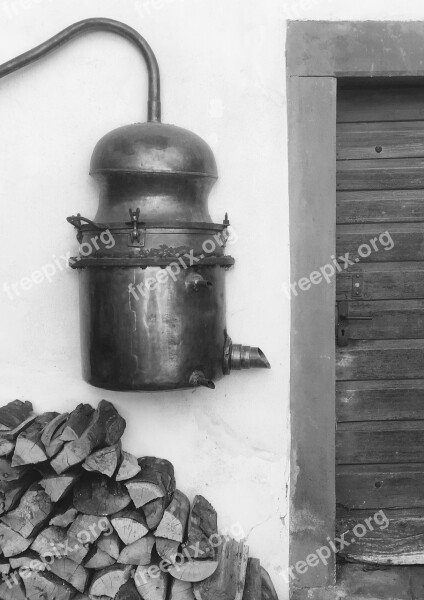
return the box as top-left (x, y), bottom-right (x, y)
top-left (337, 300), bottom-right (372, 347)
top-left (127, 208), bottom-right (146, 247)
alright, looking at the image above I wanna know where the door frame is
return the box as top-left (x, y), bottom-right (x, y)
top-left (287, 21), bottom-right (424, 599)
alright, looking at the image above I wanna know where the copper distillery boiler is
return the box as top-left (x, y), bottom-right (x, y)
top-left (0, 18), bottom-right (270, 391)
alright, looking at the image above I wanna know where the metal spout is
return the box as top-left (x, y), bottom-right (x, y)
top-left (189, 371), bottom-right (215, 390)
top-left (231, 344), bottom-right (271, 370)
top-left (223, 337), bottom-right (271, 374)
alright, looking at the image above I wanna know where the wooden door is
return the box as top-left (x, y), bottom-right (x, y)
top-left (336, 85), bottom-right (424, 566)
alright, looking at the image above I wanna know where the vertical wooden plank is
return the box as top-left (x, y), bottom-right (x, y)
top-left (288, 76), bottom-right (337, 590)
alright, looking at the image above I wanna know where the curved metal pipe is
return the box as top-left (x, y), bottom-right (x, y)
top-left (0, 18), bottom-right (161, 122)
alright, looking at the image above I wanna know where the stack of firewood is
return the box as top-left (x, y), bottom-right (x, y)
top-left (0, 400), bottom-right (278, 600)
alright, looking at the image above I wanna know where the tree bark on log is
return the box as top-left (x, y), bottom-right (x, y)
top-left (193, 538), bottom-right (249, 600)
top-left (52, 401), bottom-right (125, 475)
top-left (73, 473), bottom-right (131, 516)
top-left (116, 451), bottom-right (141, 482)
top-left (156, 490), bottom-right (190, 543)
top-left (183, 495), bottom-right (217, 560)
top-left (83, 442), bottom-right (121, 478)
top-left (12, 413), bottom-right (58, 467)
top-left (242, 558), bottom-right (261, 600)
top-left (115, 579), bottom-right (140, 600)
top-left (260, 567), bottom-right (278, 600)
top-left (1, 483), bottom-right (52, 538)
top-left (111, 509), bottom-right (148, 545)
top-left (59, 404), bottom-right (94, 443)
top-left (156, 537), bottom-right (180, 564)
top-left (125, 457), bottom-right (175, 509)
top-left (118, 534), bottom-right (155, 565)
top-left (0, 401), bottom-right (32, 430)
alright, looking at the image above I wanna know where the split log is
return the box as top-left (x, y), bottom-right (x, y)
top-left (0, 440), bottom-right (14, 457)
top-left (45, 420), bottom-right (67, 459)
top-left (116, 451), bottom-right (141, 482)
top-left (31, 526), bottom-right (89, 565)
top-left (1, 483), bottom-right (52, 538)
top-left (89, 565), bottom-right (132, 598)
top-left (97, 530), bottom-right (121, 560)
top-left (134, 564), bottom-right (169, 600)
top-left (73, 473), bottom-right (131, 516)
top-left (59, 404), bottom-right (94, 442)
top-left (193, 538), bottom-right (249, 600)
top-left (168, 560), bottom-right (219, 583)
top-left (11, 412), bottom-right (59, 467)
top-left (0, 415), bottom-right (36, 441)
top-left (116, 579), bottom-right (140, 600)
top-left (84, 546), bottom-right (116, 569)
top-left (0, 400), bottom-right (32, 430)
top-left (156, 490), bottom-right (190, 542)
top-left (68, 514), bottom-right (112, 545)
top-left (49, 504), bottom-right (78, 528)
top-left (9, 551), bottom-right (44, 571)
top-left (126, 457), bottom-right (175, 509)
top-left (40, 413), bottom-right (69, 458)
top-left (39, 467), bottom-right (80, 503)
top-left (30, 525), bottom-right (67, 557)
top-left (52, 401), bottom-right (125, 474)
top-left (169, 578), bottom-right (195, 600)
top-left (0, 470), bottom-right (38, 515)
top-left (242, 558), bottom-right (261, 600)
top-left (111, 509), bottom-right (148, 545)
top-left (0, 522), bottom-right (33, 556)
top-left (0, 571), bottom-right (26, 600)
top-left (83, 442), bottom-right (121, 478)
top-left (143, 497), bottom-right (167, 530)
top-left (22, 570), bottom-right (76, 600)
top-left (260, 567), bottom-right (278, 600)
top-left (48, 557), bottom-right (89, 594)
top-left (183, 495), bottom-right (217, 560)
top-left (156, 537), bottom-right (180, 564)
top-left (118, 534), bottom-right (155, 565)
top-left (0, 458), bottom-right (28, 484)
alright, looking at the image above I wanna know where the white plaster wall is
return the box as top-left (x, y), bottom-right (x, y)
top-left (0, 1), bottom-right (423, 598)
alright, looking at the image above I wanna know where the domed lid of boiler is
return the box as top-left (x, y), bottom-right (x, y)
top-left (90, 122), bottom-right (218, 178)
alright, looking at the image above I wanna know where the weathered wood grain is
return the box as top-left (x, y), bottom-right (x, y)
top-left (337, 464), bottom-right (424, 509)
top-left (337, 87), bottom-right (424, 123)
top-left (193, 538), bottom-right (248, 600)
top-left (337, 379), bottom-right (424, 422)
top-left (337, 420), bottom-right (424, 464)
top-left (337, 190), bottom-right (424, 224)
top-left (291, 563), bottom-right (424, 600)
top-left (337, 121), bottom-right (424, 160)
top-left (337, 158), bottom-right (424, 190)
top-left (336, 339), bottom-right (424, 381)
top-left (337, 508), bottom-right (424, 564)
top-left (337, 223), bottom-right (423, 263)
